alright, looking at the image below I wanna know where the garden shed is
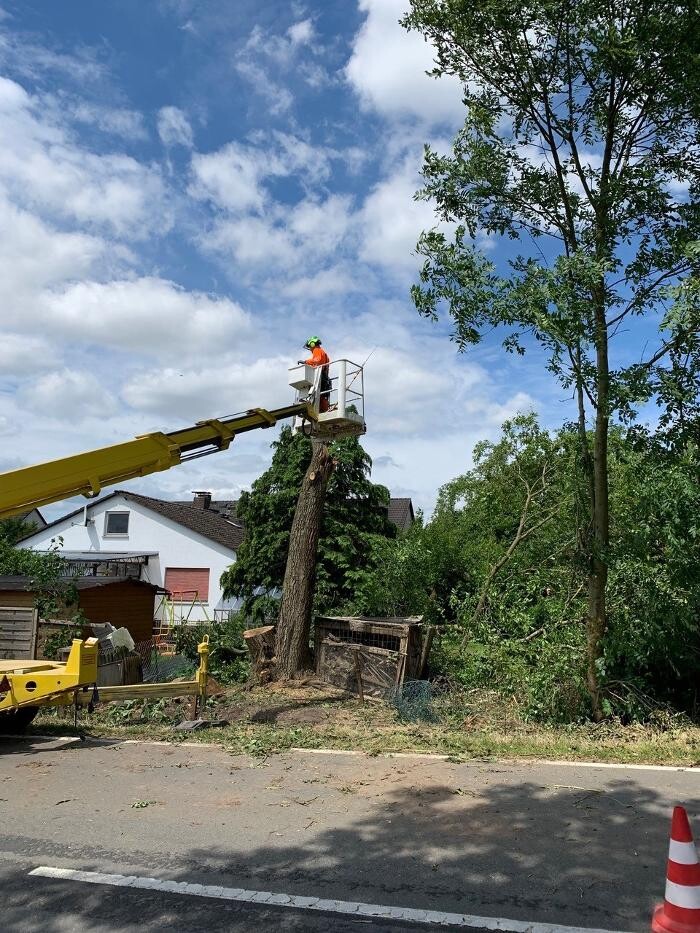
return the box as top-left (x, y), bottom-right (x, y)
top-left (0, 576), bottom-right (161, 658)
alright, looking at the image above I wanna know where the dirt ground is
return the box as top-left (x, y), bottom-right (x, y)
top-left (32, 679), bottom-right (700, 767)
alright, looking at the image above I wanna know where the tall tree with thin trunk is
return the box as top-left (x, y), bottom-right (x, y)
top-left (275, 441), bottom-right (335, 678)
top-left (403, 0), bottom-right (700, 718)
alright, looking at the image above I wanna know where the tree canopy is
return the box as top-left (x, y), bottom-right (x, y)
top-left (403, 0), bottom-right (700, 718)
top-left (220, 427), bottom-right (396, 624)
top-left (0, 537), bottom-right (75, 619)
top-left (0, 517), bottom-right (37, 545)
top-left (355, 416), bottom-right (700, 722)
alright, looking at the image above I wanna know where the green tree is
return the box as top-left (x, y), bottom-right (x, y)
top-left (220, 427), bottom-right (396, 625)
top-left (604, 436), bottom-right (700, 715)
top-left (0, 517), bottom-right (37, 545)
top-left (0, 537), bottom-right (76, 619)
top-left (361, 416), bottom-right (699, 721)
top-left (403, 0), bottom-right (700, 718)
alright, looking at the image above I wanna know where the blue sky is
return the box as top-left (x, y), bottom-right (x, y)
top-left (0, 0), bottom-right (574, 519)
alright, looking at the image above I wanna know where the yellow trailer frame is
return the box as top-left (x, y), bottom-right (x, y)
top-left (0, 638), bottom-right (99, 712)
top-left (0, 636), bottom-right (211, 722)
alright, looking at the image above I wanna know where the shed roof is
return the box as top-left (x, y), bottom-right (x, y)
top-left (0, 575), bottom-right (161, 593)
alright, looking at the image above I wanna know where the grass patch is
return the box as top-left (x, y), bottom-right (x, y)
top-left (31, 683), bottom-right (700, 766)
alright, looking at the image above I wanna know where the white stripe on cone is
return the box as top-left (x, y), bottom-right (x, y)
top-left (669, 839), bottom-right (699, 865)
top-left (664, 879), bottom-right (700, 911)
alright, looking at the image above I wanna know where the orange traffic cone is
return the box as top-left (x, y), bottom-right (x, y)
top-left (653, 806), bottom-right (700, 932)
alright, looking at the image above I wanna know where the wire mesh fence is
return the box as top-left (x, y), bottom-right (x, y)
top-left (386, 680), bottom-right (437, 723)
top-left (133, 640), bottom-right (195, 683)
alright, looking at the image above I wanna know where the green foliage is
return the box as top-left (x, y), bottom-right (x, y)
top-left (353, 415), bottom-right (700, 723)
top-left (43, 623), bottom-right (83, 660)
top-left (0, 536), bottom-right (78, 618)
top-left (403, 0), bottom-right (700, 717)
top-left (603, 440), bottom-right (700, 713)
top-left (404, 0), bottom-right (700, 380)
top-left (174, 615), bottom-right (250, 685)
top-left (0, 517), bottom-right (37, 545)
top-left (220, 427), bottom-right (396, 622)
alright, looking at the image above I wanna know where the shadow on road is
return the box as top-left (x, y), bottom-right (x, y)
top-left (3, 760), bottom-right (697, 932)
top-left (0, 734), bottom-right (121, 756)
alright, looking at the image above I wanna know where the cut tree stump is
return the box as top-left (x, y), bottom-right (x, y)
top-left (243, 625), bottom-right (276, 684)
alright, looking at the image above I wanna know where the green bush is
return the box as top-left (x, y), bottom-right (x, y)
top-left (43, 625), bottom-right (82, 660)
top-left (174, 614), bottom-right (250, 686)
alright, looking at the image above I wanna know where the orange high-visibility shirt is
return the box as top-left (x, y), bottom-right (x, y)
top-left (305, 346), bottom-right (330, 367)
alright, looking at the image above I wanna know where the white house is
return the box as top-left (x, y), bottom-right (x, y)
top-left (18, 490), bottom-right (242, 622)
top-left (18, 490), bottom-right (415, 625)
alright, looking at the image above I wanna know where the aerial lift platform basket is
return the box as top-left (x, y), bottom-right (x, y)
top-left (289, 358), bottom-right (366, 440)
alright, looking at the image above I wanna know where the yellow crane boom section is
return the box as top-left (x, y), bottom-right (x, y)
top-left (0, 403), bottom-right (313, 520)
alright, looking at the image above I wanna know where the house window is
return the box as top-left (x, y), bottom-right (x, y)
top-left (164, 567), bottom-right (210, 603)
top-left (104, 511), bottom-right (129, 536)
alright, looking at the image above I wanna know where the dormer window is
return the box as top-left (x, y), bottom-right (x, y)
top-left (104, 511), bottom-right (129, 536)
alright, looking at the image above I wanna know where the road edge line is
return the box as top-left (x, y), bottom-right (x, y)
top-left (28, 865), bottom-right (633, 933)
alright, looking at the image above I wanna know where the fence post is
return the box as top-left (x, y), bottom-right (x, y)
top-left (337, 359), bottom-right (347, 418)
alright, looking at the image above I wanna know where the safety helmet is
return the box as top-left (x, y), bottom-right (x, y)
top-left (304, 335), bottom-right (322, 349)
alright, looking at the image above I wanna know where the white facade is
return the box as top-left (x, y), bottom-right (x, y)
top-left (19, 494), bottom-right (238, 622)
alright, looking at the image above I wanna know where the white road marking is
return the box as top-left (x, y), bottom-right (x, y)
top-left (29, 865), bottom-right (633, 932)
top-left (6, 734), bottom-right (696, 772)
top-left (292, 747), bottom-right (700, 772)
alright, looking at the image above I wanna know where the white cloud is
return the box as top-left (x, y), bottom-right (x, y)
top-left (269, 130), bottom-right (333, 184)
top-left (19, 369), bottom-right (118, 419)
top-left (157, 105), bottom-right (194, 148)
top-left (0, 194), bottom-right (109, 324)
top-left (359, 155), bottom-right (440, 272)
top-left (0, 76), bottom-right (169, 239)
top-left (280, 266), bottom-right (361, 299)
top-left (40, 277), bottom-right (254, 358)
top-left (190, 141), bottom-right (269, 212)
top-left (232, 17), bottom-right (326, 113)
top-left (287, 19), bottom-right (315, 48)
top-left (243, 19), bottom-right (319, 69)
top-left (68, 101), bottom-right (148, 140)
top-left (234, 57), bottom-right (294, 116)
top-left (190, 132), bottom-right (334, 214)
top-left (122, 355), bottom-right (293, 420)
top-left (346, 0), bottom-right (464, 125)
top-left (0, 333), bottom-right (58, 375)
top-left (0, 30), bottom-right (106, 84)
top-left (199, 192), bottom-right (354, 274)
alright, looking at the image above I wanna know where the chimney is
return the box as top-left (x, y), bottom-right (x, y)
top-left (192, 490), bottom-right (212, 510)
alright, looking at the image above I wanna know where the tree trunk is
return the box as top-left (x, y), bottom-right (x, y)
top-left (586, 298), bottom-right (610, 722)
top-left (275, 440), bottom-right (335, 679)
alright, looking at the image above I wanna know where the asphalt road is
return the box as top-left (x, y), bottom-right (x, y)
top-left (1, 734), bottom-right (699, 932)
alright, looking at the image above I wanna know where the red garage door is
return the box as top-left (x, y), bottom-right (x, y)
top-left (164, 567), bottom-right (210, 603)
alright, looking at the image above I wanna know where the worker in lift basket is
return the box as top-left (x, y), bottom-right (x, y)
top-left (299, 336), bottom-right (331, 412)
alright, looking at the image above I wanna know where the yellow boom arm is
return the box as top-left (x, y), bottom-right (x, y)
top-left (0, 403), bottom-right (313, 519)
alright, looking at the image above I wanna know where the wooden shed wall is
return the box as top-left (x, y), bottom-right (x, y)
top-left (0, 591), bottom-right (36, 610)
top-left (0, 607), bottom-right (38, 659)
top-left (77, 583), bottom-right (155, 644)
